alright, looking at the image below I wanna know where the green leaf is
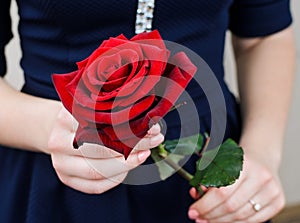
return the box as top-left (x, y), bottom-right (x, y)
top-left (190, 138), bottom-right (244, 188)
top-left (151, 134), bottom-right (203, 181)
top-left (164, 134), bottom-right (204, 156)
top-left (151, 147), bottom-right (186, 180)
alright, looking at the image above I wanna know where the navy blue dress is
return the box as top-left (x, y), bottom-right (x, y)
top-left (0, 0), bottom-right (292, 222)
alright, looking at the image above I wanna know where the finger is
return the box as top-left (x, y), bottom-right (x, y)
top-left (203, 175), bottom-right (264, 219)
top-left (194, 219), bottom-right (208, 223)
top-left (52, 153), bottom-right (101, 180)
top-left (195, 156), bottom-right (272, 220)
top-left (126, 149), bottom-right (151, 166)
top-left (203, 172), bottom-right (279, 222)
top-left (79, 143), bottom-right (126, 159)
top-left (53, 149), bottom-right (150, 180)
top-left (57, 171), bottom-right (128, 194)
top-left (245, 178), bottom-right (281, 214)
top-left (189, 187), bottom-right (208, 200)
top-left (49, 133), bottom-right (81, 157)
top-left (56, 107), bottom-right (78, 133)
top-left (85, 149), bottom-right (151, 178)
top-left (208, 198), bottom-right (256, 223)
top-left (134, 133), bottom-right (164, 151)
top-left (146, 123), bottom-right (161, 137)
top-left (78, 132), bottom-right (163, 160)
top-left (207, 198), bottom-right (258, 223)
top-left (189, 177), bottom-right (243, 218)
top-left (247, 193), bottom-right (285, 223)
top-left (232, 179), bottom-right (282, 222)
top-left (78, 142), bottom-right (151, 165)
top-left (52, 153), bottom-right (125, 180)
top-left (189, 187), bottom-right (198, 200)
top-left (48, 107), bottom-right (82, 155)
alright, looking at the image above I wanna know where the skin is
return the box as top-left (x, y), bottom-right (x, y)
top-left (0, 78), bottom-right (164, 194)
top-left (188, 27), bottom-right (296, 223)
top-left (0, 24), bottom-right (295, 222)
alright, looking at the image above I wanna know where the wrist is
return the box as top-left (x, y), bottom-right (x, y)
top-left (14, 95), bottom-right (63, 153)
top-left (239, 134), bottom-right (283, 172)
top-left (38, 99), bottom-right (63, 154)
top-left (0, 79), bottom-right (63, 153)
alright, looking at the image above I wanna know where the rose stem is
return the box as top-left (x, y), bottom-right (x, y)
top-left (157, 144), bottom-right (193, 182)
top-left (169, 101), bottom-right (187, 112)
top-left (201, 134), bottom-right (211, 154)
top-left (157, 144), bottom-right (205, 196)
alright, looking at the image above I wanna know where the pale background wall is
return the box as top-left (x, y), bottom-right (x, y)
top-left (4, 1), bottom-right (300, 205)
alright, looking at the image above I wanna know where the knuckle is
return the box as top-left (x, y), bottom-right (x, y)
top-left (57, 109), bottom-right (72, 125)
top-left (47, 135), bottom-right (60, 153)
top-left (234, 210), bottom-right (247, 220)
top-left (277, 195), bottom-right (286, 211)
top-left (88, 167), bottom-right (103, 180)
top-left (270, 185), bottom-right (281, 198)
top-left (224, 200), bottom-right (237, 213)
top-left (78, 185), bottom-right (102, 195)
top-left (91, 179), bottom-right (121, 194)
top-left (90, 186), bottom-right (106, 194)
top-left (154, 123), bottom-right (161, 131)
top-left (234, 214), bottom-right (244, 221)
top-left (238, 218), bottom-right (251, 223)
top-left (134, 139), bottom-right (145, 150)
top-left (56, 172), bottom-right (70, 186)
top-left (214, 189), bottom-right (228, 201)
top-left (259, 168), bottom-right (273, 183)
top-left (51, 157), bottom-right (62, 172)
top-left (77, 182), bottom-right (105, 195)
top-left (114, 172), bottom-right (128, 183)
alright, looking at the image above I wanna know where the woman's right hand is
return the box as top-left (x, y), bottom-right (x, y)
top-left (47, 108), bottom-right (164, 194)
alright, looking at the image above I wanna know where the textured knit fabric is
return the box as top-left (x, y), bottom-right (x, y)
top-left (0, 0), bottom-right (292, 222)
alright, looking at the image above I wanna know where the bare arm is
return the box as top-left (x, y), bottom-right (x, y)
top-left (188, 27), bottom-right (296, 222)
top-left (0, 78), bottom-right (62, 153)
top-left (233, 26), bottom-right (296, 171)
top-left (0, 77), bottom-right (164, 193)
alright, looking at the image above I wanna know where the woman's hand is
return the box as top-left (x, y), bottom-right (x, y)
top-left (187, 154), bottom-right (285, 223)
top-left (185, 27), bottom-right (294, 223)
top-left (47, 108), bottom-right (164, 194)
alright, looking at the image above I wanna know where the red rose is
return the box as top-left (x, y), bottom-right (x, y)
top-left (52, 30), bottom-right (197, 158)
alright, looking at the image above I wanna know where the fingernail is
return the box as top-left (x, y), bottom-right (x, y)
top-left (188, 209), bottom-right (199, 219)
top-left (196, 220), bottom-right (208, 223)
top-left (138, 150), bottom-right (150, 162)
top-left (150, 134), bottom-right (163, 146)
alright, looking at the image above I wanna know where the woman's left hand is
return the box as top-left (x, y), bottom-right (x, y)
top-left (187, 154), bottom-right (285, 223)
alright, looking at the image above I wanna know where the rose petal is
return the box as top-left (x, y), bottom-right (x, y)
top-left (131, 30), bottom-right (163, 46)
top-left (79, 60), bottom-right (151, 106)
top-left (77, 47), bottom-right (119, 69)
top-left (114, 75), bottom-right (161, 107)
top-left (77, 34), bottom-right (129, 69)
top-left (53, 31), bottom-right (198, 158)
top-left (101, 56), bottom-right (197, 140)
top-left (52, 70), bottom-right (83, 113)
top-left (72, 94), bottom-right (156, 125)
top-left (82, 49), bottom-right (141, 97)
top-left (96, 75), bottom-right (128, 93)
top-left (169, 52), bottom-right (198, 86)
top-left (73, 126), bottom-right (137, 158)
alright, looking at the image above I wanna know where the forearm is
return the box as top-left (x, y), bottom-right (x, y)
top-left (0, 78), bottom-right (62, 153)
top-left (232, 27), bottom-right (296, 170)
